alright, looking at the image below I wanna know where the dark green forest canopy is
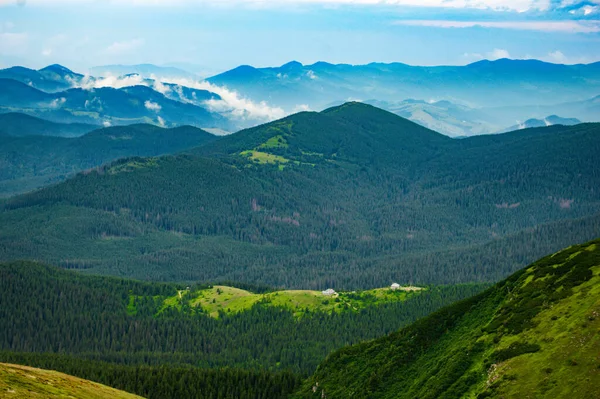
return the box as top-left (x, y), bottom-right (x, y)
top-left (0, 123), bottom-right (217, 197)
top-left (294, 238), bottom-right (600, 399)
top-left (1, 103), bottom-right (599, 288)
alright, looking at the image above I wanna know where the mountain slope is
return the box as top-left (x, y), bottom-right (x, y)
top-left (0, 65), bottom-right (80, 92)
top-left (0, 113), bottom-right (97, 137)
top-left (0, 124), bottom-right (217, 197)
top-left (193, 102), bottom-right (450, 164)
top-left (0, 78), bottom-right (54, 107)
top-left (295, 238), bottom-right (600, 399)
top-left (0, 363), bottom-right (144, 399)
top-left (361, 99), bottom-right (499, 137)
top-left (1, 103), bottom-right (599, 287)
top-left (0, 78), bottom-right (228, 129)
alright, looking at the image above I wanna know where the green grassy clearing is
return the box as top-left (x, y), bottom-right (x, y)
top-left (240, 150), bottom-right (290, 165)
top-left (257, 135), bottom-right (289, 149)
top-left (166, 284), bottom-right (426, 318)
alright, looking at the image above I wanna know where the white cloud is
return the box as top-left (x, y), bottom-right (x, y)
top-left (159, 77), bottom-right (286, 122)
top-left (489, 48), bottom-right (510, 59)
top-left (150, 78), bottom-right (172, 95)
top-left (463, 48), bottom-right (511, 61)
top-left (582, 5), bottom-right (600, 15)
top-left (393, 19), bottom-right (600, 33)
top-left (0, 0), bottom-right (558, 12)
top-left (538, 50), bottom-right (595, 64)
top-left (103, 120), bottom-right (112, 127)
top-left (157, 115), bottom-right (166, 127)
top-left (77, 73), bottom-right (146, 89)
top-left (71, 71), bottom-right (302, 123)
top-left (48, 97), bottom-right (66, 109)
top-left (547, 50), bottom-right (567, 62)
top-left (105, 38), bottom-right (144, 55)
top-left (41, 48), bottom-right (52, 56)
top-left (293, 104), bottom-right (311, 112)
top-left (306, 70), bottom-right (317, 80)
top-left (144, 100), bottom-right (162, 112)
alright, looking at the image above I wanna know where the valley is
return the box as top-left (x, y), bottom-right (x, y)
top-left (1, 15), bottom-right (599, 396)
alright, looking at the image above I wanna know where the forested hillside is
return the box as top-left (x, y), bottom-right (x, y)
top-left (0, 261), bottom-right (484, 373)
top-left (294, 238), bottom-right (600, 399)
top-left (0, 112), bottom-right (97, 137)
top-left (0, 124), bottom-right (217, 197)
top-left (1, 103), bottom-right (599, 287)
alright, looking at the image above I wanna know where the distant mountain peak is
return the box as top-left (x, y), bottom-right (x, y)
top-left (231, 64), bottom-right (258, 72)
top-left (280, 60), bottom-right (303, 69)
top-left (40, 64), bottom-right (74, 74)
top-left (1, 66), bottom-right (35, 73)
top-left (321, 101), bottom-right (387, 114)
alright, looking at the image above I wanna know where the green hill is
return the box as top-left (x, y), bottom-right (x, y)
top-left (294, 238), bottom-right (600, 399)
top-left (0, 112), bottom-right (97, 138)
top-left (1, 103), bottom-right (599, 288)
top-left (0, 363), bottom-right (144, 399)
top-left (0, 123), bottom-right (217, 197)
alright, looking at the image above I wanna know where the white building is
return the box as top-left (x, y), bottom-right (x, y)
top-left (322, 288), bottom-right (336, 296)
top-left (391, 283), bottom-right (401, 290)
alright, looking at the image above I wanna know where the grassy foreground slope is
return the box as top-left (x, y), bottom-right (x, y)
top-left (0, 363), bottom-right (143, 399)
top-left (295, 238), bottom-right (600, 399)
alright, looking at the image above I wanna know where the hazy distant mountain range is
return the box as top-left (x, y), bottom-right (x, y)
top-left (207, 59), bottom-right (600, 109)
top-left (498, 115), bottom-right (581, 133)
top-left (1, 59), bottom-right (599, 136)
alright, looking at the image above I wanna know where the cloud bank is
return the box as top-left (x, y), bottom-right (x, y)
top-left (162, 77), bottom-right (286, 122)
top-left (73, 73), bottom-right (286, 123)
top-left (393, 19), bottom-right (600, 33)
top-left (0, 0), bottom-right (571, 12)
top-left (144, 100), bottom-right (161, 112)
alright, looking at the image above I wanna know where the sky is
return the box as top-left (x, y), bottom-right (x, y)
top-left (0, 0), bottom-right (599, 75)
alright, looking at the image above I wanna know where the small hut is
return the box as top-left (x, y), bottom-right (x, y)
top-left (390, 283), bottom-right (401, 290)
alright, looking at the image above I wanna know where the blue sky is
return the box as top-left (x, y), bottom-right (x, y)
top-left (0, 0), bottom-right (599, 75)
